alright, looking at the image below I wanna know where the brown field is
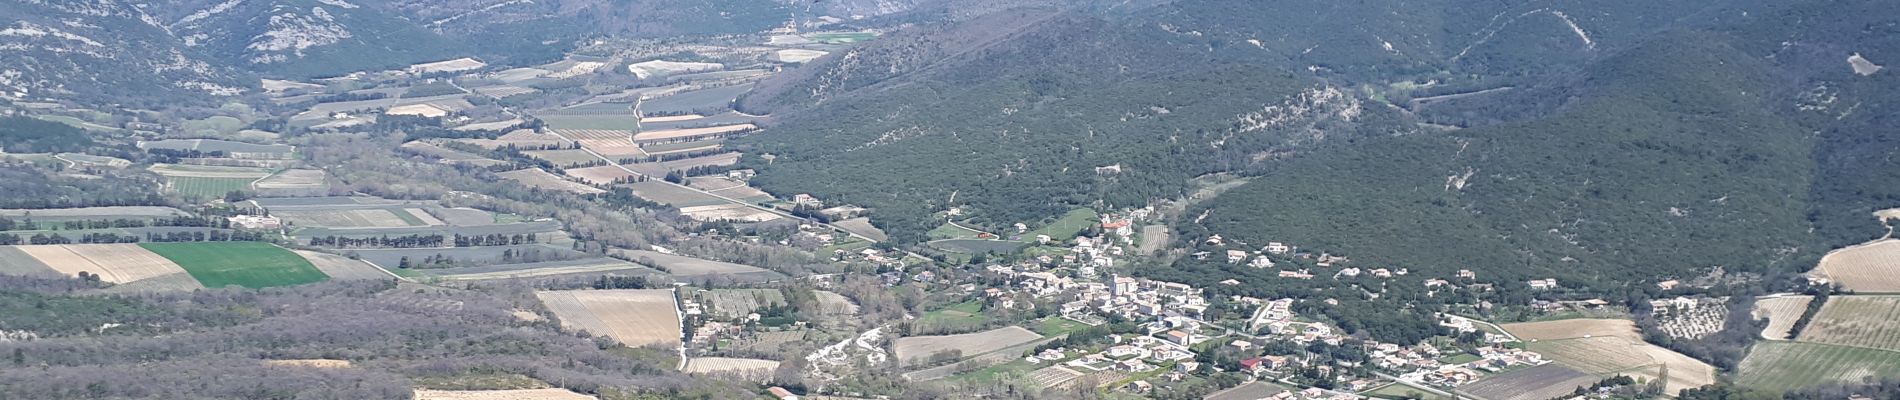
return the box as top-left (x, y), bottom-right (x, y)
top-left (680, 357), bottom-right (780, 380)
top-left (632, 124), bottom-right (755, 143)
top-left (292, 250), bottom-right (394, 280)
top-left (275, 209), bottom-right (416, 228)
top-left (563, 164), bottom-right (638, 185)
top-left (253, 169), bottom-right (327, 189)
top-left (893, 326), bottom-right (1043, 367)
top-left (1812, 239), bottom-right (1900, 293)
top-left (1795, 295), bottom-right (1900, 352)
top-left (536, 289), bottom-right (681, 347)
top-left (413, 389), bottom-right (596, 400)
top-left (1502, 318), bottom-right (1641, 342)
top-left (498, 169), bottom-right (607, 195)
top-left (832, 217), bottom-right (889, 242)
top-left (11, 244), bottom-right (194, 284)
top-left (1459, 364), bottom-right (1596, 400)
top-left (263, 359), bottom-right (353, 368)
top-left (641, 114), bottom-right (703, 123)
top-left (1527, 335), bottom-right (1717, 395)
top-left (1753, 295), bottom-right (1814, 339)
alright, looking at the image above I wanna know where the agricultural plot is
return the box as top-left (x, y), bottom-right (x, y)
top-left (346, 244), bottom-right (584, 269)
top-left (929, 239), bottom-right (1027, 254)
top-left (677, 204), bottom-right (783, 223)
top-left (685, 177), bottom-right (772, 203)
top-left (833, 217), bottom-right (889, 242)
top-left (1205, 381), bottom-right (1287, 400)
top-left (556, 129), bottom-right (640, 152)
top-left (640, 139), bottom-right (723, 155)
top-left (56, 153), bottom-right (130, 168)
top-left (563, 164), bottom-right (638, 185)
top-left (535, 289), bottom-right (682, 347)
top-left (413, 389), bottom-right (596, 400)
top-left (893, 326), bottom-right (1043, 367)
top-left (1753, 295), bottom-right (1814, 339)
top-left (262, 359), bottom-right (353, 369)
top-left (427, 258), bottom-right (656, 281)
top-left (538, 115), bottom-right (641, 131)
top-left (0, 246), bottom-right (58, 277)
top-left (401, 141), bottom-right (506, 167)
top-left (167, 176), bottom-right (260, 198)
top-left (141, 242), bottom-right (329, 289)
top-left (1501, 318), bottom-right (1641, 342)
top-left (253, 169), bottom-right (328, 191)
top-left (472, 85), bottom-right (538, 99)
top-left (10, 244), bottom-right (194, 285)
top-left (521, 149), bottom-right (604, 168)
top-left (614, 249), bottom-right (783, 283)
top-left (1812, 239), bottom-right (1900, 293)
top-left (454, 130), bottom-right (568, 150)
top-left (276, 208), bottom-right (419, 228)
top-left (666, 69), bottom-right (769, 83)
top-left (680, 357), bottom-right (779, 381)
top-left (497, 168), bottom-right (607, 195)
top-left (0, 206), bottom-right (187, 221)
top-left (1027, 208), bottom-right (1099, 243)
top-left (139, 139), bottom-right (294, 156)
top-left (1736, 341), bottom-right (1900, 392)
top-left (1794, 295), bottom-right (1900, 352)
top-left (1459, 364), bottom-right (1596, 400)
top-left (626, 60), bottom-right (723, 79)
top-left (623, 152), bottom-right (742, 177)
top-left (702, 288), bottom-right (786, 318)
top-left (620, 181), bottom-right (730, 207)
top-left (1526, 336), bottom-right (1716, 395)
top-left (291, 250), bottom-right (393, 280)
top-left (632, 124), bottom-right (754, 144)
top-left (430, 207), bottom-right (501, 226)
top-left (1025, 366), bottom-right (1085, 389)
top-left (640, 85), bottom-right (751, 115)
top-left (639, 111), bottom-right (762, 131)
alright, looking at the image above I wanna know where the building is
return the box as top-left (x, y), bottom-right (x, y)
top-left (767, 387), bottom-right (798, 400)
top-left (1528, 278), bottom-right (1558, 290)
top-left (1166, 330), bottom-right (1191, 346)
top-left (1265, 242), bottom-right (1290, 254)
top-left (228, 215), bottom-right (282, 230)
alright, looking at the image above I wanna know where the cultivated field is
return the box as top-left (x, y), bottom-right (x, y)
top-left (535, 289), bottom-right (682, 347)
top-left (537, 115), bottom-right (641, 131)
top-left (345, 244), bottom-right (584, 269)
top-left (893, 326), bottom-right (1044, 367)
top-left (626, 60), bottom-right (722, 79)
top-left (677, 204), bottom-right (782, 222)
top-left (139, 139), bottom-right (293, 155)
top-left (1501, 318), bottom-right (1641, 341)
top-left (640, 85), bottom-right (750, 114)
top-left (253, 169), bottom-right (327, 190)
top-left (150, 164), bottom-right (275, 197)
top-left (1812, 239), bottom-right (1900, 293)
top-left (291, 250), bottom-right (393, 280)
top-left (10, 244), bottom-right (189, 284)
top-left (622, 152), bottom-right (741, 177)
top-left (614, 249), bottom-right (778, 281)
top-left (498, 168), bottom-right (607, 194)
top-left (640, 112), bottom-right (762, 131)
top-left (401, 141), bottom-right (506, 167)
top-left (1753, 295), bottom-right (1814, 339)
top-left (680, 357), bottom-right (779, 381)
top-left (832, 218), bottom-right (889, 242)
top-left (632, 124), bottom-right (754, 143)
top-left (1459, 364), bottom-right (1596, 400)
top-left (1736, 341), bottom-right (1900, 392)
top-left (620, 181), bottom-right (730, 207)
top-left (142, 242), bottom-right (330, 289)
top-left (429, 258), bottom-right (654, 281)
top-left (413, 389), bottom-right (597, 400)
top-left (563, 164), bottom-right (638, 185)
top-left (1025, 366), bottom-right (1085, 389)
top-left (276, 209), bottom-right (419, 228)
top-left (702, 288), bottom-right (786, 318)
top-left (454, 130), bottom-right (568, 150)
top-left (522, 149), bottom-right (607, 167)
top-left (1794, 295), bottom-right (1900, 352)
top-left (0, 206), bottom-right (187, 221)
top-left (262, 359), bottom-right (353, 369)
top-left (685, 177), bottom-right (771, 202)
top-left (1526, 335), bottom-right (1716, 394)
top-left (0, 246), bottom-right (58, 277)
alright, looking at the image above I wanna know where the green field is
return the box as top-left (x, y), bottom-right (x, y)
top-left (166, 176), bottom-right (257, 198)
top-left (1364, 383), bottom-right (1450, 400)
top-left (140, 242), bottom-right (329, 289)
top-left (1033, 317), bottom-right (1088, 336)
top-left (915, 300), bottom-right (989, 333)
top-left (1026, 208), bottom-right (1099, 243)
top-left (808, 32), bottom-right (877, 44)
top-left (927, 222), bottom-right (984, 240)
top-left (1736, 341), bottom-right (1900, 392)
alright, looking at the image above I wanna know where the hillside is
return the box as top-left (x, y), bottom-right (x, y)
top-left (733, 0), bottom-right (1751, 243)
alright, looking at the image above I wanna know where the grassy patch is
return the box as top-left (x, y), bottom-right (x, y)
top-left (1439, 353), bottom-right (1482, 364)
top-left (1026, 208), bottom-right (1098, 243)
top-left (927, 222), bottom-right (983, 240)
top-left (916, 300), bottom-right (989, 332)
top-left (140, 242), bottom-right (329, 289)
top-left (1364, 383), bottom-right (1451, 400)
top-left (1034, 317), bottom-right (1089, 336)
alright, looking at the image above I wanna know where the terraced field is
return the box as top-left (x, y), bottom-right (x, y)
top-left (1737, 341), bottom-right (1900, 392)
